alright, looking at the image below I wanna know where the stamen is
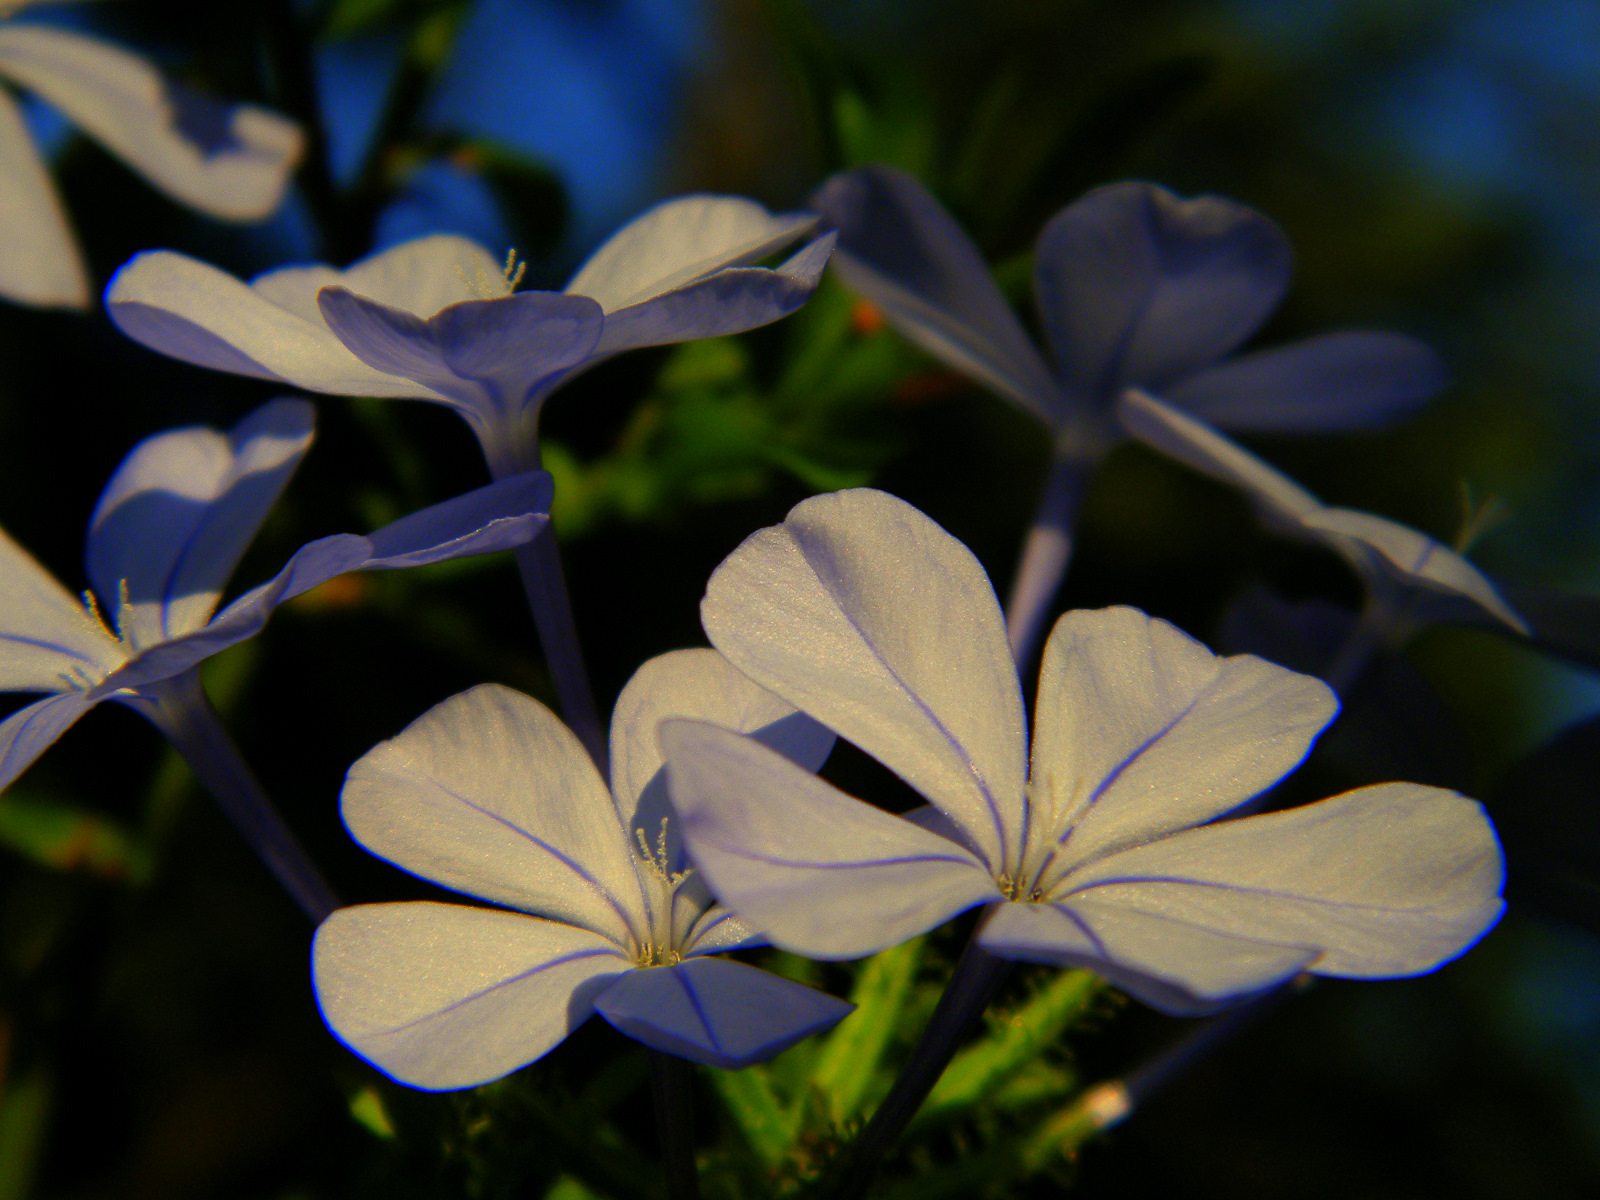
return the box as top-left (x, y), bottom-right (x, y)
top-left (81, 590), bottom-right (117, 643)
top-left (114, 579), bottom-right (133, 643)
top-left (502, 248), bottom-right (526, 291)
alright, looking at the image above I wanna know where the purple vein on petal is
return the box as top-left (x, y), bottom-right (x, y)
top-left (799, 550), bottom-right (1013, 868)
top-left (675, 967), bottom-right (720, 1053)
top-left (363, 947), bottom-right (625, 1037)
top-left (423, 779), bottom-right (639, 938)
top-left (695, 842), bottom-right (978, 872)
top-left (1055, 678), bottom-right (1212, 852)
top-left (0, 632), bottom-right (106, 666)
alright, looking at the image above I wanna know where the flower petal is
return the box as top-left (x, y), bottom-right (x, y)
top-left (1034, 182), bottom-right (1291, 398)
top-left (433, 291), bottom-right (605, 407)
top-left (0, 26), bottom-right (301, 221)
top-left (1165, 331), bottom-right (1448, 433)
top-left (592, 957), bottom-right (852, 1068)
top-left (1053, 781), bottom-right (1504, 988)
top-left (0, 527), bottom-right (122, 692)
top-left (0, 690), bottom-right (96, 793)
top-left (1116, 389), bottom-right (1322, 523)
top-left (1033, 607), bottom-right (1336, 875)
top-left (661, 718), bottom-right (996, 960)
top-left (313, 901), bottom-right (630, 1090)
top-left (106, 251), bottom-right (436, 398)
top-left (1301, 508), bottom-right (1528, 634)
top-left (315, 288), bottom-right (485, 415)
top-left (610, 647), bottom-right (834, 858)
top-left (701, 488), bottom-right (1027, 869)
top-left (978, 899), bottom-right (1316, 1014)
top-left (323, 233), bottom-right (505, 317)
top-left (341, 684), bottom-right (646, 945)
top-left (566, 194), bottom-right (815, 313)
top-left (811, 165), bottom-right (1061, 422)
top-left (90, 472), bottom-right (551, 695)
top-left (0, 83), bottom-right (86, 308)
top-left (592, 234), bottom-right (833, 356)
top-left (86, 398), bottom-right (315, 646)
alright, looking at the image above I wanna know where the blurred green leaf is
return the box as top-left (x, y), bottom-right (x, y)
top-left (0, 1067), bottom-right (50, 1200)
top-left (710, 1062), bottom-right (793, 1168)
top-left (0, 791), bottom-right (150, 883)
top-left (808, 937), bottom-right (925, 1124)
top-left (915, 969), bottom-right (1100, 1127)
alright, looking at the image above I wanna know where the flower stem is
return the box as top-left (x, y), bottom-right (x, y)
top-left (648, 1051), bottom-right (700, 1200)
top-left (1324, 594), bottom-right (1397, 696)
top-left (510, 532), bottom-right (607, 772)
top-left (138, 670), bottom-right (341, 922)
top-left (829, 936), bottom-right (1013, 1200)
top-left (1005, 452), bottom-right (1093, 672)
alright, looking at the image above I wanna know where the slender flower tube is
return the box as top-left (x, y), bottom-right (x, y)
top-left (0, 398), bottom-right (551, 918)
top-left (312, 649), bottom-right (852, 1091)
top-left (1117, 388), bottom-right (1527, 690)
top-left (106, 196), bottom-right (835, 763)
top-left (0, 0), bottom-right (302, 307)
top-left (811, 166), bottom-right (1448, 665)
top-left (663, 488), bottom-right (1504, 1016)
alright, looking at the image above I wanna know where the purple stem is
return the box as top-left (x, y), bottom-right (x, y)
top-left (1005, 452), bottom-right (1094, 671)
top-left (138, 669), bottom-right (340, 922)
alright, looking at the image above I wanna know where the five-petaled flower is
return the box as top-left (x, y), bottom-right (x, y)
top-left (105, 195), bottom-right (834, 478)
top-left (312, 650), bottom-right (852, 1089)
top-left (661, 488), bottom-right (1505, 1014)
top-left (0, 397), bottom-right (550, 796)
top-left (0, 0), bottom-right (301, 308)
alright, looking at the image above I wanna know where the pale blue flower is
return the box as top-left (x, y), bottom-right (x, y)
top-left (0, 1), bottom-right (302, 307)
top-left (313, 649), bottom-right (851, 1089)
top-left (812, 165), bottom-right (1445, 443)
top-left (0, 397), bottom-right (550, 797)
top-left (661, 488), bottom-right (1505, 1015)
top-left (104, 196), bottom-right (834, 476)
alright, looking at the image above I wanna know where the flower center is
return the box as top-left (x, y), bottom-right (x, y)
top-left (455, 249), bottom-right (527, 302)
top-left (629, 817), bottom-right (700, 967)
top-left (996, 872), bottom-right (1047, 904)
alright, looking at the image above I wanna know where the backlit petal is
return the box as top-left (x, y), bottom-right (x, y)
top-left (1052, 781), bottom-right (1504, 987)
top-left (1165, 331), bottom-right (1447, 433)
top-left (610, 647), bottom-right (834, 856)
top-left (811, 165), bottom-right (1061, 422)
top-left (593, 957), bottom-right (852, 1068)
top-left (0, 527), bottom-right (121, 692)
top-left (0, 83), bottom-right (86, 307)
top-left (701, 488), bottom-right (1027, 868)
top-left (106, 251), bottom-right (435, 398)
top-left (0, 690), bottom-right (95, 793)
top-left (1302, 508), bottom-right (1528, 634)
top-left (1034, 182), bottom-right (1291, 399)
top-left (1032, 607), bottom-right (1336, 875)
top-left (86, 398), bottom-right (314, 645)
top-left (0, 25), bottom-right (300, 220)
top-left (592, 234), bottom-right (833, 355)
top-left (342, 684), bottom-right (646, 945)
top-left (313, 901), bottom-right (629, 1090)
top-left (567, 194), bottom-right (815, 313)
top-left (1116, 389), bottom-right (1321, 522)
top-left (662, 718), bottom-right (996, 959)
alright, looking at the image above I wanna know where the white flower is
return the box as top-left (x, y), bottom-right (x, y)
top-left (313, 650), bottom-right (852, 1090)
top-left (660, 488), bottom-right (1505, 1014)
top-left (0, 2), bottom-right (301, 307)
top-left (106, 196), bottom-right (831, 474)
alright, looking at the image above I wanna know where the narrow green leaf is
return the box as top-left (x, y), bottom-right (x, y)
top-left (0, 791), bottom-right (150, 883)
top-left (0, 1067), bottom-right (51, 1200)
top-left (807, 937), bottom-right (925, 1123)
top-left (709, 1064), bottom-right (793, 1168)
top-left (915, 969), bottom-right (1100, 1126)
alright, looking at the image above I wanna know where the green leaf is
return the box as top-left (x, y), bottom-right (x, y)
top-left (709, 1064), bottom-right (793, 1168)
top-left (348, 1085), bottom-right (397, 1140)
top-left (915, 969), bottom-right (1100, 1127)
top-left (0, 1067), bottom-right (51, 1200)
top-left (807, 937), bottom-right (925, 1124)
